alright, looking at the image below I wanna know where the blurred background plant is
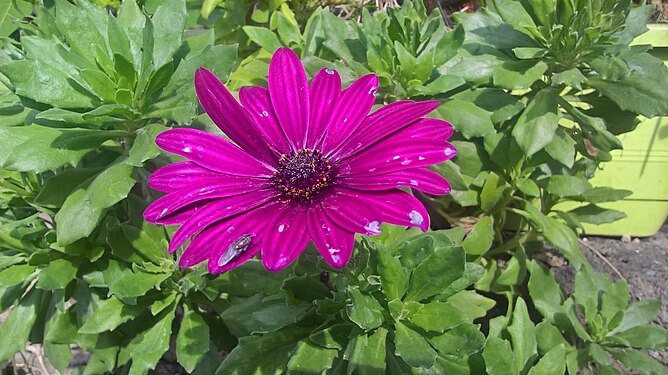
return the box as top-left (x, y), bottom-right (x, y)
top-left (1, 0), bottom-right (667, 373)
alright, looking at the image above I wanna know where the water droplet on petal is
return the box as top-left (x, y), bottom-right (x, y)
top-left (410, 180), bottom-right (418, 186)
top-left (418, 156), bottom-right (426, 161)
top-left (278, 223), bottom-right (288, 233)
top-left (183, 146), bottom-right (192, 153)
top-left (343, 118), bottom-right (348, 123)
top-left (445, 148), bottom-right (453, 156)
top-left (160, 208), bottom-right (168, 217)
top-left (364, 221), bottom-right (381, 235)
top-left (328, 248), bottom-right (340, 255)
top-left (392, 155), bottom-right (400, 160)
top-left (227, 226), bottom-right (235, 233)
top-left (260, 110), bottom-right (269, 117)
top-left (400, 159), bottom-right (411, 166)
top-left (368, 86), bottom-right (377, 95)
top-left (325, 68), bottom-right (335, 75)
top-left (409, 210), bottom-right (423, 226)
top-left (368, 168), bottom-right (376, 172)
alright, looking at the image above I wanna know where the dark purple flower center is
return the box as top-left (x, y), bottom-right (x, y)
top-left (273, 148), bottom-right (333, 202)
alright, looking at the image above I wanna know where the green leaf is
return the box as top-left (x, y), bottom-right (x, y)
top-left (0, 289), bottom-right (42, 361)
top-left (491, 0), bottom-right (536, 30)
top-left (435, 100), bottom-right (495, 139)
top-left (527, 261), bottom-right (563, 320)
top-left (405, 246), bottom-right (465, 302)
top-left (527, 344), bottom-right (565, 375)
top-left (452, 88), bottom-right (525, 124)
top-left (0, 264), bottom-right (36, 288)
top-left (524, 0), bottom-right (555, 26)
top-left (127, 124), bottom-right (168, 166)
top-left (568, 205), bottom-right (626, 225)
top-left (243, 26), bottom-right (283, 53)
top-left (221, 294), bottom-right (310, 336)
top-left (447, 290), bottom-right (496, 321)
top-left (36, 258), bottom-right (78, 290)
top-left (375, 247), bottom-right (408, 301)
top-left (346, 287), bottom-right (384, 331)
top-left (508, 297), bottom-right (537, 373)
top-left (552, 68), bottom-right (586, 90)
top-left (55, 159), bottom-right (136, 245)
top-left (512, 88), bottom-right (558, 157)
top-left (123, 302), bottom-right (177, 375)
top-left (544, 127), bottom-right (576, 168)
top-left (516, 178), bottom-right (540, 197)
top-left (480, 172), bottom-right (506, 213)
top-left (217, 326), bottom-right (311, 374)
top-left (608, 348), bottom-right (668, 375)
top-left (177, 305), bottom-right (210, 373)
top-left (482, 338), bottom-right (516, 375)
top-left (78, 296), bottom-right (144, 334)
top-left (0, 126), bottom-right (124, 173)
top-left (309, 324), bottom-right (351, 350)
top-left (410, 302), bottom-right (468, 332)
top-left (493, 60), bottom-right (548, 90)
top-left (611, 300), bottom-right (662, 335)
top-left (0, 0), bottom-right (31, 37)
top-left (394, 321), bottom-right (438, 368)
top-left (611, 325), bottom-right (668, 350)
top-left (579, 187), bottom-right (632, 204)
top-left (429, 323), bottom-right (486, 358)
top-left (347, 328), bottom-right (388, 375)
top-left (287, 339), bottom-right (338, 374)
top-left (462, 216), bottom-right (494, 256)
top-left (35, 168), bottom-right (102, 208)
top-left (587, 53), bottom-right (668, 118)
top-left (151, 0), bottom-right (186, 69)
top-left (546, 176), bottom-right (592, 198)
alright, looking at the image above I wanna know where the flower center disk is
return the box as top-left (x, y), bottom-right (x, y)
top-left (273, 148), bottom-right (333, 202)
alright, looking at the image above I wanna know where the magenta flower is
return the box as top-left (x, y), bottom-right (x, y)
top-left (144, 48), bottom-right (455, 274)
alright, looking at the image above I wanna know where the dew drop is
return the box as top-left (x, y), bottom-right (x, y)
top-left (260, 110), bottom-right (269, 117)
top-left (400, 159), bottom-right (411, 166)
top-left (392, 155), bottom-right (400, 160)
top-left (160, 208), bottom-right (168, 217)
top-left (196, 146), bottom-right (203, 151)
top-left (328, 248), bottom-right (340, 255)
top-left (418, 156), bottom-right (426, 161)
top-left (368, 168), bottom-right (376, 172)
top-left (227, 226), bottom-right (235, 233)
top-left (343, 118), bottom-right (348, 123)
top-left (445, 148), bottom-right (453, 156)
top-left (368, 86), bottom-right (377, 95)
top-left (183, 146), bottom-right (192, 153)
top-left (409, 210), bottom-right (423, 226)
top-left (410, 180), bottom-right (418, 186)
top-left (325, 68), bottom-right (335, 75)
top-left (278, 223), bottom-right (288, 233)
top-left (364, 221), bottom-right (381, 235)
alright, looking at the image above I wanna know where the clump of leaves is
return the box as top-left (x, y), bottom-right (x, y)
top-left (528, 261), bottom-right (668, 374)
top-left (214, 227), bottom-right (497, 374)
top-left (426, 0), bottom-right (668, 286)
top-left (0, 0), bottom-right (240, 372)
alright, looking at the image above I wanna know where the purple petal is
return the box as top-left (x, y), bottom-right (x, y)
top-left (148, 162), bottom-right (219, 192)
top-left (319, 188), bottom-right (383, 235)
top-left (144, 179), bottom-right (272, 223)
top-left (268, 48), bottom-right (309, 149)
top-left (308, 206), bottom-right (355, 269)
top-left (331, 100), bottom-right (440, 160)
top-left (340, 188), bottom-right (431, 231)
top-left (150, 202), bottom-right (210, 225)
top-left (339, 168), bottom-right (451, 195)
top-left (320, 74), bottom-right (378, 155)
top-left (239, 86), bottom-right (291, 154)
top-left (307, 67), bottom-right (342, 147)
top-left (339, 136), bottom-right (456, 177)
top-left (204, 204), bottom-right (279, 274)
top-left (156, 128), bottom-right (274, 177)
top-left (167, 189), bottom-right (277, 253)
top-left (260, 203), bottom-right (310, 272)
top-left (195, 68), bottom-right (274, 163)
